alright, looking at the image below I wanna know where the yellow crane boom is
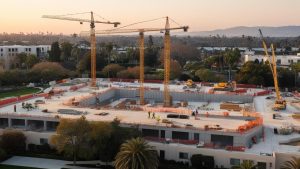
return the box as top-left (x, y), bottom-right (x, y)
top-left (42, 11), bottom-right (120, 87)
top-left (80, 17), bottom-right (188, 105)
top-left (259, 29), bottom-right (286, 110)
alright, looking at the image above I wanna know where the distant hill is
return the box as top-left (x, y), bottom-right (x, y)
top-left (177, 26), bottom-right (300, 37)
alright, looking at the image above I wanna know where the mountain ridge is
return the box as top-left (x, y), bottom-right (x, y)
top-left (176, 26), bottom-right (300, 37)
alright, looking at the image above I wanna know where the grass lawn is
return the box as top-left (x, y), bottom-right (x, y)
top-left (0, 164), bottom-right (44, 169)
top-left (0, 87), bottom-right (40, 99)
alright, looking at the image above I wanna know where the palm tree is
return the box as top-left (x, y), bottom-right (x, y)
top-left (232, 160), bottom-right (256, 169)
top-left (281, 157), bottom-right (300, 169)
top-left (114, 137), bottom-right (158, 169)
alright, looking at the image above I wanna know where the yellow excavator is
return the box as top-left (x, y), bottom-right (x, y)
top-left (259, 29), bottom-right (286, 111)
top-left (213, 81), bottom-right (236, 91)
top-left (185, 79), bottom-right (196, 88)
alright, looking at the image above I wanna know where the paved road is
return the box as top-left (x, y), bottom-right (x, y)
top-left (2, 156), bottom-right (70, 169)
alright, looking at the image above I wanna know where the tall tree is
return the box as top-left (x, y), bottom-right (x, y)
top-left (235, 61), bottom-right (273, 86)
top-left (224, 48), bottom-right (241, 81)
top-left (170, 59), bottom-right (182, 79)
top-left (232, 160), bottom-right (256, 169)
top-left (49, 42), bottom-right (61, 62)
top-left (114, 137), bottom-right (158, 169)
top-left (89, 122), bottom-right (112, 164)
top-left (281, 157), bottom-right (300, 169)
top-left (51, 116), bottom-right (91, 165)
top-left (25, 54), bottom-right (39, 69)
top-left (61, 42), bottom-right (73, 61)
top-left (145, 36), bottom-right (159, 67)
top-left (102, 64), bottom-right (125, 78)
top-left (15, 53), bottom-right (28, 69)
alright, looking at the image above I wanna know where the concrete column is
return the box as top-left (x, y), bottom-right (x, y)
top-left (200, 133), bottom-right (211, 143)
top-left (43, 121), bottom-right (47, 131)
top-left (165, 130), bottom-right (172, 139)
top-left (189, 132), bottom-right (194, 140)
top-left (8, 118), bottom-right (12, 128)
top-left (25, 119), bottom-right (28, 129)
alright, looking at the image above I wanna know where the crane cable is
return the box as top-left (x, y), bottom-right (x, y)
top-left (111, 17), bottom-right (166, 30)
top-left (56, 12), bottom-right (91, 17)
top-left (169, 17), bottom-right (183, 27)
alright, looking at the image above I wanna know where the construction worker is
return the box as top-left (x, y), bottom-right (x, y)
top-left (148, 111), bottom-right (151, 118)
top-left (14, 105), bottom-right (16, 112)
top-left (152, 112), bottom-right (156, 119)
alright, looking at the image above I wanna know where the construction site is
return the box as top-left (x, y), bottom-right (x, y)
top-left (0, 12), bottom-right (299, 169)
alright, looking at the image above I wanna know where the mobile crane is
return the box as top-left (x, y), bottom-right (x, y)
top-left (259, 29), bottom-right (286, 111)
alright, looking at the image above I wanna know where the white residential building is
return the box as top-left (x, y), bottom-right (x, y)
top-left (0, 45), bottom-right (51, 70)
top-left (244, 53), bottom-right (300, 66)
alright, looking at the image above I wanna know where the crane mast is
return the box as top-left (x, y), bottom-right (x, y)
top-left (139, 32), bottom-right (145, 105)
top-left (42, 11), bottom-right (120, 87)
top-left (271, 44), bottom-right (281, 100)
top-left (80, 17), bottom-right (188, 106)
top-left (163, 17), bottom-right (171, 107)
top-left (90, 12), bottom-right (97, 87)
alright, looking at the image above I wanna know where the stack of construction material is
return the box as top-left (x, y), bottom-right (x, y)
top-left (220, 102), bottom-right (241, 111)
top-left (180, 101), bottom-right (188, 107)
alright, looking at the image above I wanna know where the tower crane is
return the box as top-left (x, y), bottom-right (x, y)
top-left (259, 29), bottom-right (286, 111)
top-left (42, 12), bottom-right (120, 87)
top-left (81, 17), bottom-right (188, 106)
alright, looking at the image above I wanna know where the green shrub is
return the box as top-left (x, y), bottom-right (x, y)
top-left (1, 130), bottom-right (26, 154)
top-left (0, 148), bottom-right (7, 161)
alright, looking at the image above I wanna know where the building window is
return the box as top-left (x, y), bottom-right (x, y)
top-left (40, 138), bottom-right (48, 145)
top-left (29, 48), bottom-right (31, 52)
top-left (230, 158), bottom-right (240, 166)
top-left (179, 152), bottom-right (189, 159)
top-left (194, 133), bottom-right (199, 141)
top-left (160, 130), bottom-right (165, 138)
top-left (8, 48), bottom-right (11, 52)
top-left (277, 59), bottom-right (281, 65)
top-left (0, 49), bottom-right (2, 52)
top-left (257, 162), bottom-right (267, 169)
top-left (12, 48), bottom-right (14, 52)
top-left (159, 150), bottom-right (165, 160)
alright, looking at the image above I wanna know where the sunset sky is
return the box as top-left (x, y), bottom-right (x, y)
top-left (1, 0), bottom-right (299, 34)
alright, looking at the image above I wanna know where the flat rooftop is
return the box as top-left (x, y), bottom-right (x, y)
top-left (0, 80), bottom-right (259, 134)
top-left (0, 79), bottom-right (299, 155)
top-left (0, 92), bottom-right (251, 133)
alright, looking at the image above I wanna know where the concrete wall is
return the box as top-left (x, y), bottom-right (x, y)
top-left (139, 124), bottom-right (262, 147)
top-left (0, 121), bottom-right (296, 169)
top-left (115, 88), bottom-right (254, 103)
top-left (79, 89), bottom-right (116, 106)
top-left (151, 142), bottom-right (275, 169)
top-left (78, 88), bottom-right (254, 106)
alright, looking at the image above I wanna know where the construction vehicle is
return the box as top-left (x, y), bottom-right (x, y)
top-left (185, 79), bottom-right (196, 88)
top-left (42, 12), bottom-right (120, 87)
top-left (81, 17), bottom-right (188, 106)
top-left (259, 29), bottom-right (286, 111)
top-left (213, 81), bottom-right (236, 91)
